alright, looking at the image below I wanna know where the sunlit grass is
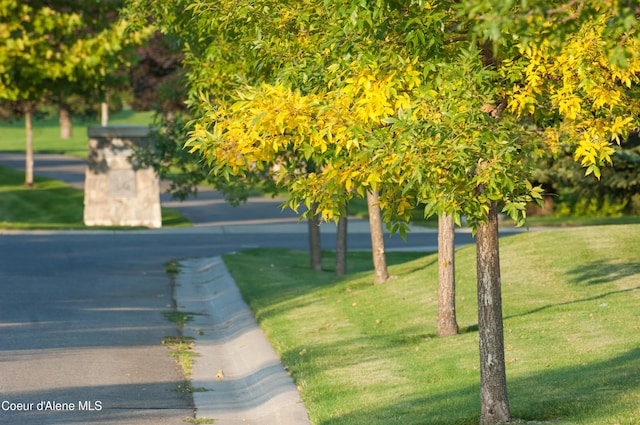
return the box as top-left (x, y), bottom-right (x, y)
top-left (223, 225), bottom-right (640, 424)
top-left (0, 109), bottom-right (155, 157)
top-left (0, 165), bottom-right (189, 229)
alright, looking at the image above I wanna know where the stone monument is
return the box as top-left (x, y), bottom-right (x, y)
top-left (83, 125), bottom-right (162, 228)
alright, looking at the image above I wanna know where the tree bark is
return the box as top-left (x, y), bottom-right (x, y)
top-left (335, 213), bottom-right (347, 276)
top-left (308, 203), bottom-right (322, 271)
top-left (24, 109), bottom-right (34, 188)
top-left (59, 104), bottom-right (72, 139)
top-left (367, 189), bottom-right (389, 284)
top-left (476, 202), bottom-right (511, 424)
top-left (437, 212), bottom-right (458, 336)
top-left (101, 101), bottom-right (109, 126)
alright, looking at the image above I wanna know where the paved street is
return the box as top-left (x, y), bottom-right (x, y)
top-left (0, 233), bottom-right (193, 424)
top-left (0, 152), bottom-right (523, 423)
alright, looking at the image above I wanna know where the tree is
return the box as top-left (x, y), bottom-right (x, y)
top-left (0, 1), bottom-right (81, 186)
top-left (368, 189), bottom-right (389, 284)
top-left (128, 1), bottom-right (639, 423)
top-left (129, 31), bottom-right (187, 118)
top-left (437, 213), bottom-right (458, 336)
top-left (0, 0), bottom-right (148, 185)
top-left (532, 132), bottom-right (640, 216)
top-left (55, 0), bottom-right (134, 135)
top-left (436, 3), bottom-right (639, 423)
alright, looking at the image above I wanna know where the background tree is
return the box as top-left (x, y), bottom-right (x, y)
top-left (55, 0), bottom-right (138, 136)
top-left (0, 0), bottom-right (148, 185)
top-left (129, 31), bottom-right (186, 118)
top-left (533, 132), bottom-right (640, 216)
top-left (0, 1), bottom-right (80, 186)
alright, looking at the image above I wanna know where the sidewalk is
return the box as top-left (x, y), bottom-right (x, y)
top-left (176, 257), bottom-right (310, 424)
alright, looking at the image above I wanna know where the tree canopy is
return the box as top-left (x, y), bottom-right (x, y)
top-left (0, 0), bottom-right (150, 114)
top-left (181, 0), bottom-right (640, 229)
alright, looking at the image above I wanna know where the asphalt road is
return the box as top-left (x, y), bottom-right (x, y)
top-left (0, 232), bottom-right (193, 424)
top-left (0, 152), bottom-right (523, 424)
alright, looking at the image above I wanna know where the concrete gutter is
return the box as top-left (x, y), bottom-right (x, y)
top-left (175, 257), bottom-right (311, 425)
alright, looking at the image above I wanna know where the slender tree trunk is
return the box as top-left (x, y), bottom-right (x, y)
top-left (24, 109), bottom-right (34, 188)
top-left (59, 104), bottom-right (72, 139)
top-left (101, 96), bottom-right (109, 126)
top-left (335, 212), bottom-right (347, 276)
top-left (438, 212), bottom-right (458, 336)
top-left (476, 202), bottom-right (511, 424)
top-left (308, 203), bottom-right (322, 271)
top-left (367, 189), bottom-right (389, 284)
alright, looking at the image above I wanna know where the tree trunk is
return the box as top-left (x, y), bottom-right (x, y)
top-left (308, 203), bottom-right (322, 271)
top-left (437, 212), bottom-right (458, 336)
top-left (101, 101), bottom-right (109, 126)
top-left (367, 189), bottom-right (389, 284)
top-left (25, 109), bottom-right (34, 188)
top-left (476, 202), bottom-right (511, 424)
top-left (59, 104), bottom-right (72, 139)
top-left (335, 213), bottom-right (347, 276)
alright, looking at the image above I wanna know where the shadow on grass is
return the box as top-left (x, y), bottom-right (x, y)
top-left (503, 258), bottom-right (640, 322)
top-left (287, 336), bottom-right (640, 425)
top-left (505, 285), bottom-right (640, 322)
top-left (565, 259), bottom-right (640, 286)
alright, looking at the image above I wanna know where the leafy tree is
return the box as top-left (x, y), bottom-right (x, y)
top-left (0, 0), bottom-right (148, 185)
top-left (129, 31), bottom-right (187, 117)
top-left (450, 2), bottom-right (639, 423)
top-left (55, 5), bottom-right (135, 137)
top-left (533, 132), bottom-right (640, 216)
top-left (125, 0), bottom-right (365, 274)
top-left (128, 1), bottom-right (639, 423)
top-left (1, 1), bottom-right (81, 185)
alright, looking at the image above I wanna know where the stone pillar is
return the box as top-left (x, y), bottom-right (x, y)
top-left (83, 126), bottom-right (162, 228)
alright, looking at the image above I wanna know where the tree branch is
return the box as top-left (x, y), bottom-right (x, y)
top-left (546, 0), bottom-right (585, 23)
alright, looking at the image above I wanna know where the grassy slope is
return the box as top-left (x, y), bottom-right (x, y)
top-left (0, 166), bottom-right (84, 228)
top-left (347, 197), bottom-right (640, 229)
top-left (223, 225), bottom-right (640, 425)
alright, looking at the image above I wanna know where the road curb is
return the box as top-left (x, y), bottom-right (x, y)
top-left (175, 256), bottom-right (311, 425)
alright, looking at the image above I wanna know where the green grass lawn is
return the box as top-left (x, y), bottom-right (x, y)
top-left (0, 109), bottom-right (155, 157)
top-left (0, 109), bottom-right (190, 229)
top-left (0, 165), bottom-right (189, 229)
top-left (347, 197), bottom-right (640, 229)
top-left (223, 225), bottom-right (640, 424)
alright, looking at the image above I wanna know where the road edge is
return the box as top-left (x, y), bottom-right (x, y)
top-left (174, 256), bottom-right (311, 425)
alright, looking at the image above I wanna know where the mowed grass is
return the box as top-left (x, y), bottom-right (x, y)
top-left (0, 109), bottom-right (155, 157)
top-left (346, 196), bottom-right (640, 228)
top-left (0, 165), bottom-right (189, 229)
top-left (223, 225), bottom-right (640, 425)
